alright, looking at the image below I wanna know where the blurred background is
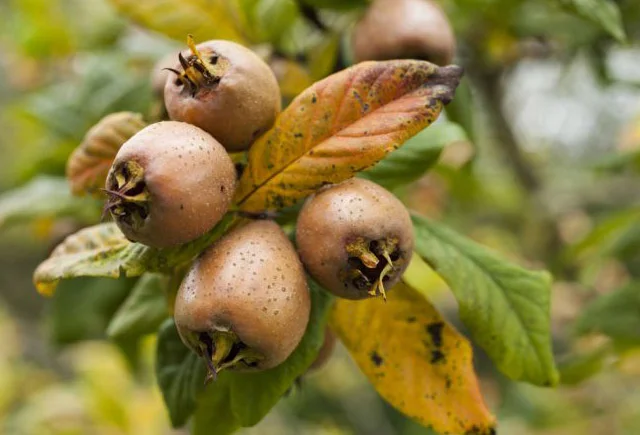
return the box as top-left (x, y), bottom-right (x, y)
top-left (1, 0), bottom-right (640, 433)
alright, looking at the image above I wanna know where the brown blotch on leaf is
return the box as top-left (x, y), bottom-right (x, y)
top-left (464, 426), bottom-right (497, 435)
top-left (426, 321), bottom-right (444, 348)
top-left (370, 350), bottom-right (384, 367)
top-left (430, 349), bottom-right (446, 364)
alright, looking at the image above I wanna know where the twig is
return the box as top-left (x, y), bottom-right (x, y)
top-left (297, 2), bottom-right (329, 33)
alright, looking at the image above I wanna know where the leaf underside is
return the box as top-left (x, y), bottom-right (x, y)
top-left (33, 214), bottom-right (236, 296)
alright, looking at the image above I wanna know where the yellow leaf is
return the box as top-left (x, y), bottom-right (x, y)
top-left (330, 281), bottom-right (496, 434)
top-left (108, 0), bottom-right (247, 43)
top-left (66, 112), bottom-right (146, 196)
top-left (235, 60), bottom-right (462, 212)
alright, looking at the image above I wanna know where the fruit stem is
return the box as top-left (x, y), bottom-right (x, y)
top-left (346, 237), bottom-right (379, 268)
top-left (104, 160), bottom-right (151, 229)
top-left (369, 262), bottom-right (393, 301)
top-left (200, 331), bottom-right (265, 384)
top-left (169, 35), bottom-right (226, 97)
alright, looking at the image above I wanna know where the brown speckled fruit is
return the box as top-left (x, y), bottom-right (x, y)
top-left (164, 36), bottom-right (281, 152)
top-left (296, 178), bottom-right (413, 300)
top-left (104, 121), bottom-right (235, 248)
top-left (352, 0), bottom-right (456, 66)
top-left (174, 220), bottom-right (310, 380)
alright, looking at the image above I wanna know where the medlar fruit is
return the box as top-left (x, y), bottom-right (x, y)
top-left (174, 220), bottom-right (310, 380)
top-left (164, 36), bottom-right (281, 152)
top-left (104, 121), bottom-right (236, 248)
top-left (352, 0), bottom-right (456, 66)
top-left (296, 178), bottom-right (413, 300)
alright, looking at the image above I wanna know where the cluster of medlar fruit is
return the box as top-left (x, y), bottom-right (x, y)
top-left (97, 24), bottom-right (418, 380)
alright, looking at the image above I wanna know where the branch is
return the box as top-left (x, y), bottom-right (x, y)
top-left (471, 67), bottom-right (541, 192)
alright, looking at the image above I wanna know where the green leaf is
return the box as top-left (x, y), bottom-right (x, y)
top-left (412, 214), bottom-right (559, 386)
top-left (108, 0), bottom-right (247, 43)
top-left (107, 273), bottom-right (169, 339)
top-left (226, 279), bottom-right (333, 426)
top-left (33, 214), bottom-right (236, 296)
top-left (298, 0), bottom-right (369, 10)
top-left (574, 282), bottom-right (640, 343)
top-left (256, 0), bottom-right (300, 46)
top-left (444, 78), bottom-right (476, 144)
top-left (360, 122), bottom-right (468, 191)
top-left (156, 319), bottom-right (207, 428)
top-left (564, 208), bottom-right (640, 261)
top-left (558, 345), bottom-right (610, 385)
top-left (193, 281), bottom-right (333, 430)
top-left (308, 34), bottom-right (340, 80)
top-left (192, 376), bottom-right (239, 435)
top-left (50, 276), bottom-right (134, 345)
top-left (0, 176), bottom-right (101, 230)
top-left (559, 0), bottom-right (626, 42)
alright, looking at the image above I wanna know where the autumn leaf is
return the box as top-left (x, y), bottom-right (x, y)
top-left (330, 281), bottom-right (496, 435)
top-left (108, 0), bottom-right (247, 44)
top-left (33, 223), bottom-right (149, 296)
top-left (66, 112), bottom-right (146, 196)
top-left (235, 60), bottom-right (463, 212)
top-left (33, 214), bottom-right (236, 296)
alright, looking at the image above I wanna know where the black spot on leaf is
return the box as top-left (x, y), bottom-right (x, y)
top-left (430, 350), bottom-right (446, 364)
top-left (426, 322), bottom-right (444, 348)
top-left (370, 351), bottom-right (384, 367)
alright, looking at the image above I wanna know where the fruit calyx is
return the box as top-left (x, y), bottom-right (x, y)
top-left (191, 329), bottom-right (265, 383)
top-left (344, 236), bottom-right (402, 300)
top-left (104, 160), bottom-right (150, 230)
top-left (166, 35), bottom-right (230, 97)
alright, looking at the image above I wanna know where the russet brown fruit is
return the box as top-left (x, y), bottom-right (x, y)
top-left (164, 37), bottom-right (281, 152)
top-left (352, 0), bottom-right (456, 66)
top-left (296, 178), bottom-right (414, 300)
top-left (174, 220), bottom-right (311, 380)
top-left (104, 121), bottom-right (236, 248)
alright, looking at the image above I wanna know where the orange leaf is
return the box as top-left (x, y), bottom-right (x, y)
top-left (66, 112), bottom-right (146, 196)
top-left (330, 281), bottom-right (496, 435)
top-left (234, 60), bottom-right (462, 211)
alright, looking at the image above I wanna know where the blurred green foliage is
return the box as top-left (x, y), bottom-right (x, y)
top-left (1, 0), bottom-right (640, 433)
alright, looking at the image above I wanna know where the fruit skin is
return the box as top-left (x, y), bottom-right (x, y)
top-left (352, 0), bottom-right (456, 66)
top-left (174, 220), bottom-right (311, 375)
top-left (104, 121), bottom-right (235, 248)
top-left (164, 39), bottom-right (281, 152)
top-left (296, 178), bottom-right (414, 300)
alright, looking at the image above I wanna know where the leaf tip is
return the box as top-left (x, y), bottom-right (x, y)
top-left (428, 64), bottom-right (465, 105)
top-left (34, 278), bottom-right (58, 297)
